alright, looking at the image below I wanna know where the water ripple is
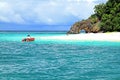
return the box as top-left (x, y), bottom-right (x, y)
top-left (0, 41), bottom-right (120, 80)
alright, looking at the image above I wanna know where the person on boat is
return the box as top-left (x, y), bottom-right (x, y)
top-left (22, 34), bottom-right (35, 42)
top-left (27, 35), bottom-right (31, 39)
top-left (24, 35), bottom-right (31, 42)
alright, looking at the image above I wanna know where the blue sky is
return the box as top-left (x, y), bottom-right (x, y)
top-left (0, 0), bottom-right (107, 31)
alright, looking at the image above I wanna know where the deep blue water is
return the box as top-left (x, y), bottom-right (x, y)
top-left (0, 32), bottom-right (120, 80)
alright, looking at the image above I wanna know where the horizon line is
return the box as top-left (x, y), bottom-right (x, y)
top-left (0, 30), bottom-right (68, 32)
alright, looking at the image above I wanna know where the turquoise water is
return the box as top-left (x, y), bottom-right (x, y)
top-left (0, 32), bottom-right (120, 80)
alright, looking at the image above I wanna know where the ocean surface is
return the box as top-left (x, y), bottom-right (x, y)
top-left (0, 31), bottom-right (120, 80)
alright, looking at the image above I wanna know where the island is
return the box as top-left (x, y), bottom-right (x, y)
top-left (67, 0), bottom-right (120, 34)
top-left (39, 0), bottom-right (120, 42)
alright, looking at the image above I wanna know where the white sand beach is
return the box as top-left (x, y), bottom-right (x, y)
top-left (40, 32), bottom-right (120, 42)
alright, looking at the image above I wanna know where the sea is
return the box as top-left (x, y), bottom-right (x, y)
top-left (0, 31), bottom-right (120, 80)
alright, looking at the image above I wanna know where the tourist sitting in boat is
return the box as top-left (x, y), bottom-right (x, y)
top-left (27, 35), bottom-right (31, 39)
top-left (22, 35), bottom-right (35, 42)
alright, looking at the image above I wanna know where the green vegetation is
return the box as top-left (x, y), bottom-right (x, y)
top-left (93, 0), bottom-right (120, 32)
top-left (68, 0), bottom-right (120, 34)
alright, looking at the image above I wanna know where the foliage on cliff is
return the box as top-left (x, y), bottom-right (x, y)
top-left (68, 0), bottom-right (120, 34)
top-left (93, 0), bottom-right (120, 32)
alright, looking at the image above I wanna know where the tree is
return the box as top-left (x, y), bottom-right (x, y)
top-left (97, 0), bottom-right (120, 32)
top-left (94, 3), bottom-right (105, 20)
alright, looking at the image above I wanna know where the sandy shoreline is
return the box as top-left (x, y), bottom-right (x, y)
top-left (40, 32), bottom-right (120, 42)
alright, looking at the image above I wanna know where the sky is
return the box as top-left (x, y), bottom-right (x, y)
top-left (0, 0), bottom-right (107, 31)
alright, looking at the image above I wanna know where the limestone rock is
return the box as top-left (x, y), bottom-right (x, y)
top-left (67, 19), bottom-right (101, 34)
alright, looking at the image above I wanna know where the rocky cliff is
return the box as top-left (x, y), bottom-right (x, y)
top-left (67, 19), bottom-right (101, 34)
top-left (67, 19), bottom-right (100, 34)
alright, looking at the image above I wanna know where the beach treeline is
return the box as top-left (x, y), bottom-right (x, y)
top-left (94, 0), bottom-right (120, 32)
top-left (68, 0), bottom-right (120, 34)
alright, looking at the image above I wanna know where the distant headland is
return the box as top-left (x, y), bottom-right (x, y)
top-left (67, 0), bottom-right (120, 34)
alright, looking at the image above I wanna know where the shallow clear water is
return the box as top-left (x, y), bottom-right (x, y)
top-left (0, 32), bottom-right (120, 80)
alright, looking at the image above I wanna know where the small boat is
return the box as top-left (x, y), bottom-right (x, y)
top-left (22, 38), bottom-right (35, 42)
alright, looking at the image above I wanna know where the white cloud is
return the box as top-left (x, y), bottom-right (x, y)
top-left (0, 1), bottom-right (25, 24)
top-left (0, 0), bottom-right (107, 25)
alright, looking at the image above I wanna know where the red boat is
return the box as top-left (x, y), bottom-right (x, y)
top-left (22, 38), bottom-right (35, 42)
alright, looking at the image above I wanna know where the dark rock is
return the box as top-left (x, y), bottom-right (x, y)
top-left (67, 19), bottom-right (101, 34)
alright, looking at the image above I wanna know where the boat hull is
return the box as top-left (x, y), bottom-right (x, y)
top-left (22, 38), bottom-right (35, 42)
